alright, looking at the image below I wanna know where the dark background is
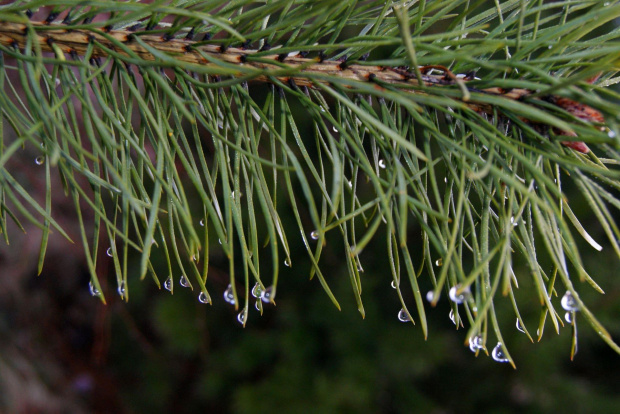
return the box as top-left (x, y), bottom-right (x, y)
top-left (1, 139), bottom-right (619, 413)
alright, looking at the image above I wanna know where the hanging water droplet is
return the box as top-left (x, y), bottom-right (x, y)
top-left (320, 106), bottom-right (326, 112)
top-left (469, 335), bottom-right (484, 352)
top-left (398, 308), bottom-right (410, 322)
top-left (426, 291), bottom-right (435, 303)
top-left (231, 191), bottom-right (235, 199)
top-left (564, 311), bottom-right (574, 324)
top-left (492, 342), bottom-right (509, 363)
top-left (516, 318), bottom-right (525, 333)
top-left (180, 275), bottom-right (190, 288)
top-left (435, 258), bottom-right (443, 267)
top-left (260, 286), bottom-right (273, 303)
top-left (164, 277), bottom-right (173, 292)
top-left (561, 291), bottom-right (579, 311)
top-left (444, 177), bottom-right (448, 183)
top-left (198, 291), bottom-right (210, 304)
top-left (449, 285), bottom-right (471, 304)
top-left (255, 300), bottom-right (262, 311)
top-left (310, 230), bottom-right (319, 240)
top-left (35, 156), bottom-right (45, 165)
top-left (218, 238), bottom-right (222, 245)
top-left (88, 281), bottom-right (100, 296)
top-left (347, 180), bottom-right (353, 189)
top-left (391, 280), bottom-right (397, 289)
top-left (106, 247), bottom-right (113, 257)
top-left (449, 309), bottom-right (456, 325)
top-left (608, 130), bottom-right (616, 138)
top-left (510, 216), bottom-right (518, 226)
top-left (284, 258), bottom-right (291, 267)
top-left (117, 281), bottom-right (126, 298)
top-left (332, 125), bottom-right (338, 133)
top-left (192, 254), bottom-right (197, 261)
top-left (199, 219), bottom-right (205, 226)
top-left (224, 284), bottom-right (236, 304)
top-left (378, 159), bottom-right (386, 169)
top-left (251, 282), bottom-right (263, 298)
top-left (237, 309), bottom-right (247, 324)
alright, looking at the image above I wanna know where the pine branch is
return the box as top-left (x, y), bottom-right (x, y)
top-left (0, 19), bottom-right (606, 153)
top-left (1, 1), bottom-right (620, 366)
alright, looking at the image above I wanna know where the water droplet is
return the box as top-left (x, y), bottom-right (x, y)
top-left (426, 291), bottom-right (435, 303)
top-left (218, 238), bottom-right (222, 245)
top-left (516, 318), bottom-right (525, 333)
top-left (449, 285), bottom-right (471, 304)
top-left (255, 300), bottom-right (262, 311)
top-left (332, 126), bottom-right (338, 133)
top-left (106, 247), bottom-right (113, 257)
top-left (444, 177), bottom-right (448, 183)
top-left (231, 191), bottom-right (235, 199)
top-left (191, 254), bottom-right (197, 261)
top-left (398, 308), bottom-right (410, 322)
top-left (469, 335), bottom-right (484, 352)
top-left (347, 180), bottom-right (353, 189)
top-left (492, 342), bottom-right (509, 363)
top-left (310, 230), bottom-right (319, 240)
top-left (320, 106), bottom-right (326, 112)
top-left (198, 291), bottom-right (210, 304)
top-left (164, 277), bottom-right (172, 292)
top-left (449, 309), bottom-right (456, 325)
top-left (88, 281), bottom-right (100, 296)
top-left (548, 45), bottom-right (553, 49)
top-left (565, 311), bottom-right (573, 324)
top-left (378, 159), bottom-right (386, 169)
top-left (180, 275), bottom-right (190, 288)
top-left (561, 291), bottom-right (579, 311)
top-left (608, 130), bottom-right (616, 138)
top-left (251, 282), bottom-right (263, 298)
top-left (435, 258), bottom-right (443, 267)
top-left (117, 281), bottom-right (126, 298)
top-left (224, 284), bottom-right (235, 304)
top-left (237, 309), bottom-right (247, 324)
top-left (284, 258), bottom-right (291, 267)
top-left (391, 280), bottom-right (397, 289)
top-left (510, 216), bottom-right (518, 226)
top-left (260, 286), bottom-right (273, 303)
top-left (199, 219), bottom-right (205, 226)
top-left (35, 156), bottom-right (45, 165)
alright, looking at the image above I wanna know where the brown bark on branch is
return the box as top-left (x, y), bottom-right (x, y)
top-left (0, 20), bottom-right (604, 153)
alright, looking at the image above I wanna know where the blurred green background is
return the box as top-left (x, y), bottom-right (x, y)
top-left (1, 169), bottom-right (619, 413)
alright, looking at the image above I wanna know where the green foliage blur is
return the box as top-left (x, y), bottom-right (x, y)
top-left (106, 220), bottom-right (620, 413)
top-left (98, 159), bottom-right (620, 413)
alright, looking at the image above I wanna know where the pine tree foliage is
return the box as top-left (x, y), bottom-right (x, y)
top-left (1, 0), bottom-right (620, 365)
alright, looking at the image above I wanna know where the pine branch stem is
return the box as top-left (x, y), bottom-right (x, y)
top-left (0, 21), bottom-right (527, 100)
top-left (0, 20), bottom-right (603, 153)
